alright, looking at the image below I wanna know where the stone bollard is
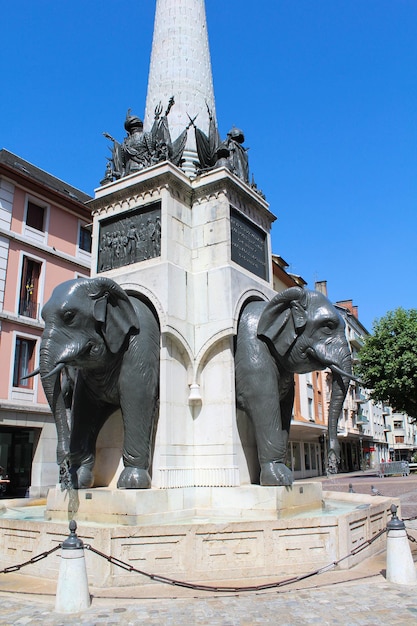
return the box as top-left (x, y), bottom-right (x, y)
top-left (386, 504), bottom-right (417, 585)
top-left (55, 520), bottom-right (91, 613)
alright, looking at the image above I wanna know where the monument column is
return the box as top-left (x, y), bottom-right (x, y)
top-left (144, 0), bottom-right (217, 175)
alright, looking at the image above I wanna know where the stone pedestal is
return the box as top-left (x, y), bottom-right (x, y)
top-left (89, 162), bottom-right (276, 489)
top-left (46, 483), bottom-right (323, 526)
top-left (24, 486), bottom-right (392, 588)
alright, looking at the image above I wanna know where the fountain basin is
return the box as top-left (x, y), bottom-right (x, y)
top-left (0, 483), bottom-right (397, 589)
top-left (45, 482), bottom-right (324, 525)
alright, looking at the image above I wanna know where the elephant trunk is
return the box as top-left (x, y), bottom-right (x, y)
top-left (327, 351), bottom-right (352, 473)
top-left (39, 339), bottom-right (74, 464)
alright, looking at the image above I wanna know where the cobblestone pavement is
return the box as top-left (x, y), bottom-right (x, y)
top-left (1, 578), bottom-right (417, 625)
top-left (1, 471), bottom-right (417, 625)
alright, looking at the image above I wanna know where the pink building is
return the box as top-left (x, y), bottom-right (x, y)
top-left (0, 149), bottom-right (91, 497)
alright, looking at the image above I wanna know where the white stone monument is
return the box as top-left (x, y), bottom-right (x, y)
top-left (40, 1), bottom-right (394, 588)
top-left (89, 0), bottom-right (277, 492)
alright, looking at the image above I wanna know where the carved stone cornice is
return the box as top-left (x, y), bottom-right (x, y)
top-left (90, 162), bottom-right (276, 234)
top-left (191, 167), bottom-right (276, 232)
top-left (89, 162), bottom-right (193, 216)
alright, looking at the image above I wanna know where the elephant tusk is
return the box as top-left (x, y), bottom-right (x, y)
top-left (41, 362), bottom-right (66, 380)
top-left (328, 363), bottom-right (363, 384)
top-left (306, 348), bottom-right (362, 384)
top-left (21, 367), bottom-right (41, 381)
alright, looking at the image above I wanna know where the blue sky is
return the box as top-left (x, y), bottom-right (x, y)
top-left (1, 0), bottom-right (416, 331)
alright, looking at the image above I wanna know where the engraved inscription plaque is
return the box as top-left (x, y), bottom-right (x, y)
top-left (230, 208), bottom-right (268, 280)
top-left (97, 202), bottom-right (161, 273)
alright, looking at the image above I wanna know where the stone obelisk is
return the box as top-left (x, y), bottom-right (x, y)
top-left (144, 0), bottom-right (216, 174)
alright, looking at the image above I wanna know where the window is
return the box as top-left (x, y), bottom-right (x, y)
top-left (26, 201), bottom-right (45, 232)
top-left (24, 198), bottom-right (49, 244)
top-left (79, 225), bottom-right (92, 253)
top-left (317, 401), bottom-right (323, 421)
top-left (19, 257), bottom-right (41, 319)
top-left (13, 338), bottom-right (36, 388)
top-left (304, 445), bottom-right (311, 470)
top-left (292, 442), bottom-right (301, 471)
top-left (308, 397), bottom-right (314, 421)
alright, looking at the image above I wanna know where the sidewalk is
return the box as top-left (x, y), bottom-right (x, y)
top-left (1, 473), bottom-right (417, 624)
top-left (311, 469), bottom-right (417, 519)
top-left (1, 560), bottom-right (417, 625)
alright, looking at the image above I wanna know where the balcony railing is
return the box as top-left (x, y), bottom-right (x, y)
top-left (349, 331), bottom-right (364, 350)
top-left (355, 395), bottom-right (367, 404)
top-left (18, 299), bottom-right (39, 319)
top-left (356, 414), bottom-right (369, 424)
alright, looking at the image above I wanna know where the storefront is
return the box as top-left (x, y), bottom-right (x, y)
top-left (0, 427), bottom-right (40, 497)
top-left (338, 435), bottom-right (374, 472)
top-left (289, 422), bottom-right (325, 479)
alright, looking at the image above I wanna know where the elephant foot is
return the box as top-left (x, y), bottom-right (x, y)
top-left (77, 466), bottom-right (94, 489)
top-left (117, 467), bottom-right (151, 489)
top-left (67, 465), bottom-right (94, 489)
top-left (260, 462), bottom-right (293, 486)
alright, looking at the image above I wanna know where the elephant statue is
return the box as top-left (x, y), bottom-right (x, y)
top-left (235, 286), bottom-right (355, 486)
top-left (39, 276), bottom-right (160, 489)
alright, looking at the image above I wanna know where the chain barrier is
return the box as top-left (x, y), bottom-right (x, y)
top-left (404, 510), bottom-right (417, 543)
top-left (0, 544), bottom-right (61, 575)
top-left (84, 527), bottom-right (388, 593)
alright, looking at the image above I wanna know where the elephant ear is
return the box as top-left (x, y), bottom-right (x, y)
top-left (89, 278), bottom-right (139, 354)
top-left (257, 287), bottom-right (308, 357)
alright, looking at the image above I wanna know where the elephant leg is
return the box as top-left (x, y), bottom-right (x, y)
top-left (69, 380), bottom-right (115, 489)
top-left (260, 376), bottom-right (295, 486)
top-left (116, 333), bottom-right (159, 489)
top-left (253, 375), bottom-right (294, 487)
top-left (115, 299), bottom-right (160, 490)
top-left (279, 373), bottom-right (295, 442)
top-left (236, 339), bottom-right (293, 486)
top-left (117, 389), bottom-right (158, 489)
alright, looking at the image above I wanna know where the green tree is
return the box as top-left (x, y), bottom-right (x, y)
top-left (357, 308), bottom-right (417, 419)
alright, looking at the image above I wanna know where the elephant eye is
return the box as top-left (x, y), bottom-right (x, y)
top-left (63, 310), bottom-right (75, 324)
top-left (323, 320), bottom-right (336, 331)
